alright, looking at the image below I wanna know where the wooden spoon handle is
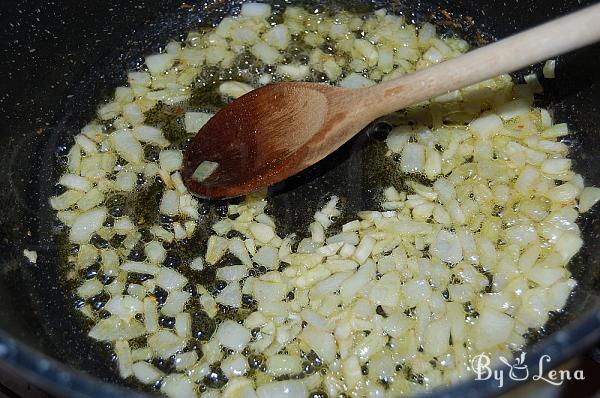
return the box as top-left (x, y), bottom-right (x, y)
top-left (362, 3), bottom-right (600, 117)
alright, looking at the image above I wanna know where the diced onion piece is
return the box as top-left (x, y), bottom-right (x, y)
top-left (400, 142), bottom-right (425, 173)
top-left (469, 114), bottom-right (503, 139)
top-left (144, 297), bottom-right (159, 333)
top-left (59, 174), bottom-right (91, 192)
top-left (191, 160), bottom-right (219, 182)
top-left (217, 265), bottom-right (248, 281)
top-left (256, 380), bottom-right (307, 398)
top-left (543, 59), bottom-right (556, 78)
top-left (206, 235), bottom-right (229, 265)
top-left (121, 261), bottom-right (160, 275)
top-left (174, 351), bottom-right (198, 371)
top-left (219, 81), bottom-right (253, 99)
top-left (110, 129), bottom-right (143, 164)
top-left (339, 73), bottom-right (375, 89)
top-left (496, 99), bottom-right (530, 120)
top-left (50, 190), bottom-right (83, 210)
top-left (216, 283), bottom-right (242, 308)
top-left (215, 320), bottom-right (251, 351)
top-left (276, 63), bottom-right (309, 80)
top-left (69, 208), bottom-right (107, 243)
top-left (234, 238), bottom-right (254, 261)
top-left (251, 41), bottom-right (281, 65)
top-left (431, 229), bottom-right (463, 264)
top-left (115, 340), bottom-right (133, 378)
top-left (160, 190), bottom-right (180, 216)
top-left (159, 150), bottom-right (184, 173)
top-left (146, 53), bottom-right (176, 76)
top-left (541, 158), bottom-right (571, 175)
top-left (241, 2), bottom-right (271, 17)
top-left (222, 377), bottom-right (258, 398)
top-left (77, 279), bottom-right (103, 299)
top-left (162, 290), bottom-right (191, 316)
top-left (114, 171), bottom-right (137, 192)
top-left (105, 295), bottom-right (143, 321)
top-left (299, 325), bottom-right (336, 364)
top-left (253, 246), bottom-right (279, 269)
top-left (148, 330), bottom-right (186, 358)
top-left (221, 354), bottom-right (250, 378)
top-left (88, 317), bottom-right (145, 341)
top-left (23, 249), bottom-right (38, 264)
top-left (184, 112), bottom-right (213, 133)
top-left (547, 279), bottom-right (576, 310)
top-left (190, 256), bottom-right (204, 271)
top-left (123, 103), bottom-right (145, 125)
top-left (132, 362), bottom-right (163, 385)
top-left (250, 222), bottom-right (275, 243)
top-left (155, 268), bottom-right (188, 291)
top-left (161, 374), bottom-right (196, 398)
top-left (145, 241), bottom-right (167, 264)
top-left (474, 308), bottom-right (514, 350)
top-left (175, 312), bottom-right (192, 338)
top-left (423, 318), bottom-right (450, 356)
top-left (266, 355), bottom-right (302, 376)
top-left (579, 186), bottom-right (600, 212)
top-left (554, 231), bottom-right (583, 262)
top-left (133, 125), bottom-right (169, 147)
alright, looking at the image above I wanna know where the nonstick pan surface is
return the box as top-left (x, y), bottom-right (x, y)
top-left (0, 0), bottom-right (599, 397)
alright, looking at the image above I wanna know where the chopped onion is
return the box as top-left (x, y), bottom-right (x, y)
top-left (216, 282), bottom-right (242, 307)
top-left (105, 295), bottom-right (143, 321)
top-left (206, 235), bottom-right (229, 264)
top-left (69, 207), bottom-right (107, 243)
top-left (145, 241), bottom-right (167, 264)
top-left (155, 268), bottom-right (188, 291)
top-left (215, 320), bottom-right (251, 351)
top-left (474, 308), bottom-right (514, 350)
top-left (217, 265), bottom-right (249, 281)
top-left (110, 129), bottom-right (143, 164)
top-left (161, 374), bottom-right (196, 398)
top-left (133, 125), bottom-right (169, 147)
top-left (59, 174), bottom-right (91, 192)
top-left (184, 112), bottom-right (213, 133)
top-left (241, 3), bottom-right (271, 17)
top-left (115, 340), bottom-right (133, 378)
top-left (162, 290), bottom-right (191, 316)
top-left (219, 81), bottom-right (253, 99)
top-left (145, 53), bottom-right (176, 76)
top-left (299, 325), bottom-right (336, 364)
top-left (543, 59), bottom-right (556, 78)
top-left (249, 222), bottom-right (275, 243)
top-left (159, 150), bottom-right (184, 173)
top-left (160, 190), bottom-right (180, 216)
top-left (132, 362), bottom-right (163, 385)
top-left (222, 378), bottom-right (257, 398)
top-left (256, 380), bottom-right (307, 398)
top-left (579, 186), bottom-right (600, 212)
top-left (221, 354), bottom-right (250, 378)
top-left (148, 330), bottom-right (186, 358)
top-left (339, 73), bottom-right (375, 89)
top-left (191, 160), bottom-right (219, 182)
top-left (253, 246), bottom-right (279, 269)
top-left (23, 249), bottom-right (38, 264)
top-left (174, 351), bottom-right (198, 371)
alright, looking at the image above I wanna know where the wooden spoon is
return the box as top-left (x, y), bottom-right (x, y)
top-left (183, 4), bottom-right (600, 199)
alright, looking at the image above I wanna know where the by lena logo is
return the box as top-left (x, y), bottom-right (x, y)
top-left (470, 352), bottom-right (585, 388)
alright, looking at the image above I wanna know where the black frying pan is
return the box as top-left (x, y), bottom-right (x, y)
top-left (0, 0), bottom-right (599, 397)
